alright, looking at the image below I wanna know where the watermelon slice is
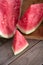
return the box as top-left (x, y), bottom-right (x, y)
top-left (17, 3), bottom-right (43, 34)
top-left (12, 30), bottom-right (29, 55)
top-left (0, 0), bottom-right (21, 38)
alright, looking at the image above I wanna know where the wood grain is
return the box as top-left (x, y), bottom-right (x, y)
top-left (0, 38), bottom-right (13, 65)
top-left (1, 39), bottom-right (39, 65)
top-left (9, 41), bottom-right (43, 65)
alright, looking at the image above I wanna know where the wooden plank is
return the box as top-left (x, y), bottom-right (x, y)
top-left (9, 41), bottom-right (43, 65)
top-left (0, 38), bottom-right (13, 65)
top-left (1, 39), bottom-right (39, 65)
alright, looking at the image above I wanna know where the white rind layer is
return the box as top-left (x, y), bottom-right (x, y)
top-left (17, 19), bottom-right (42, 34)
top-left (0, 31), bottom-right (14, 38)
top-left (12, 43), bottom-right (29, 55)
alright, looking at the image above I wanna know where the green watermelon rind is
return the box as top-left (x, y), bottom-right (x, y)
top-left (17, 19), bottom-right (43, 34)
top-left (12, 43), bottom-right (29, 55)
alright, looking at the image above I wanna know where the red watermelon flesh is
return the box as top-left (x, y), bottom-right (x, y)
top-left (17, 3), bottom-right (43, 34)
top-left (0, 0), bottom-right (21, 38)
top-left (12, 30), bottom-right (29, 55)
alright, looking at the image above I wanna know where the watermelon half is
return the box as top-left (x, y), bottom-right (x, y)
top-left (12, 30), bottom-right (29, 55)
top-left (17, 3), bottom-right (43, 34)
top-left (0, 0), bottom-right (21, 38)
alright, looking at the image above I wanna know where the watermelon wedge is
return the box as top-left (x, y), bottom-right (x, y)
top-left (0, 0), bottom-right (21, 38)
top-left (12, 30), bottom-right (29, 55)
top-left (17, 3), bottom-right (43, 34)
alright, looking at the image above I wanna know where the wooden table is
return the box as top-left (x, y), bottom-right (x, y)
top-left (0, 0), bottom-right (43, 65)
top-left (0, 39), bottom-right (43, 65)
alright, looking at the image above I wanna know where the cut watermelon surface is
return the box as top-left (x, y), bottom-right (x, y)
top-left (17, 3), bottom-right (43, 34)
top-left (12, 30), bottom-right (29, 55)
top-left (0, 0), bottom-right (21, 38)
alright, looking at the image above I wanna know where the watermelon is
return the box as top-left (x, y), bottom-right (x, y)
top-left (17, 3), bottom-right (43, 34)
top-left (0, 0), bottom-right (21, 38)
top-left (12, 30), bottom-right (29, 55)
